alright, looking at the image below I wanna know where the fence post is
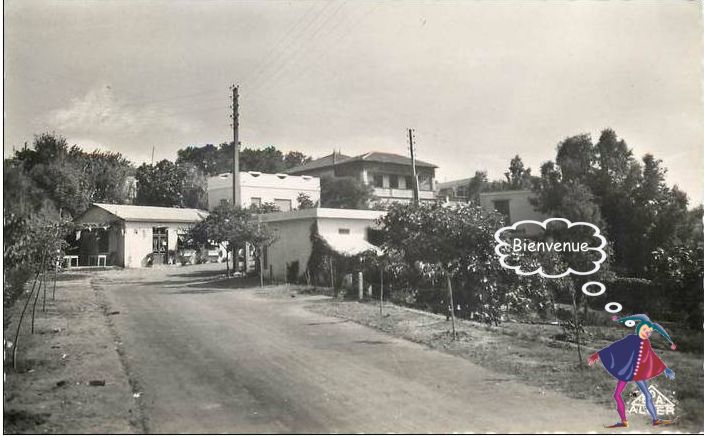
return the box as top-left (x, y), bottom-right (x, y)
top-left (357, 271), bottom-right (363, 301)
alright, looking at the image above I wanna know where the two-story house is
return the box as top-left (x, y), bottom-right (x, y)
top-left (286, 151), bottom-right (437, 205)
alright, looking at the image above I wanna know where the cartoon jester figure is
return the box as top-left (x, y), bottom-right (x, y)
top-left (588, 314), bottom-right (676, 428)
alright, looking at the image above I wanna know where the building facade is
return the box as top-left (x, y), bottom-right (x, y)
top-left (207, 171), bottom-right (321, 211)
top-left (256, 208), bottom-right (385, 282)
top-left (479, 190), bottom-right (547, 226)
top-left (73, 203), bottom-right (207, 268)
top-left (286, 151), bottom-right (437, 204)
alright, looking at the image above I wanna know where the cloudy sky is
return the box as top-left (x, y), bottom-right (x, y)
top-left (4, 1), bottom-right (703, 203)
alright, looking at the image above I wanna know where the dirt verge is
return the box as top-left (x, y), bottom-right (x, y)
top-left (305, 297), bottom-right (703, 432)
top-left (3, 271), bottom-right (141, 434)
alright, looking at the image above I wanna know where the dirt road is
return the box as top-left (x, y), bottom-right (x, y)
top-left (97, 264), bottom-right (618, 433)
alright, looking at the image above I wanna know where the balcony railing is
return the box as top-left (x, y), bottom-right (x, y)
top-left (373, 187), bottom-right (435, 200)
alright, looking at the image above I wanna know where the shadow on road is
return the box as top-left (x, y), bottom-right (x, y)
top-left (171, 269), bottom-right (228, 279)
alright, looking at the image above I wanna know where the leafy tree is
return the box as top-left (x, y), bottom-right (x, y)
top-left (5, 133), bottom-right (133, 218)
top-left (187, 204), bottom-right (276, 279)
top-left (134, 160), bottom-right (206, 209)
top-left (177, 142), bottom-right (311, 176)
top-left (320, 176), bottom-right (375, 209)
top-left (176, 144), bottom-right (220, 176)
top-left (296, 193), bottom-right (316, 209)
top-left (284, 151), bottom-right (312, 169)
top-left (504, 155), bottom-right (535, 189)
top-left (379, 202), bottom-right (549, 333)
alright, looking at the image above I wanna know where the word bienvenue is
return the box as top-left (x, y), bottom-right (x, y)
top-left (511, 239), bottom-right (589, 253)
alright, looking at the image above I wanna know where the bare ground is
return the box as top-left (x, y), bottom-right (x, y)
top-left (3, 271), bottom-right (140, 434)
top-left (303, 296), bottom-right (704, 432)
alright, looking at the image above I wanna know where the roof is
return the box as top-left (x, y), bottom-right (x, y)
top-left (286, 152), bottom-right (350, 174)
top-left (319, 232), bottom-right (381, 257)
top-left (286, 151), bottom-right (436, 175)
top-left (346, 152), bottom-right (437, 168)
top-left (256, 207), bottom-right (385, 223)
top-left (437, 178), bottom-right (474, 191)
top-left (90, 203), bottom-right (208, 223)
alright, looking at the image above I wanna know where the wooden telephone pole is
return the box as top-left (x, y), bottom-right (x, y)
top-left (408, 128), bottom-right (420, 204)
top-left (231, 85), bottom-right (241, 207)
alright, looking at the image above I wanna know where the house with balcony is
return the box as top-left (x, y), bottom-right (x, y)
top-left (286, 151), bottom-right (437, 205)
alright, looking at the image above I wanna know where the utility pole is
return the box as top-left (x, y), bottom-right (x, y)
top-left (231, 85), bottom-right (241, 207)
top-left (408, 128), bottom-right (420, 204)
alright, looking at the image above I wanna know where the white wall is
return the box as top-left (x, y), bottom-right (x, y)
top-left (479, 190), bottom-right (547, 225)
top-left (263, 218), bottom-right (315, 281)
top-left (123, 221), bottom-right (193, 268)
top-left (259, 208), bottom-right (384, 281)
top-left (208, 172), bottom-right (321, 210)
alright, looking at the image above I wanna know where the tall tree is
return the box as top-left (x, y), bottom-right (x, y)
top-left (504, 155), bottom-right (535, 189)
top-left (135, 160), bottom-right (205, 209)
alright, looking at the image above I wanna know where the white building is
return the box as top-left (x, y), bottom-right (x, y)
top-left (256, 208), bottom-right (384, 282)
top-left (479, 190), bottom-right (547, 225)
top-left (73, 203), bottom-right (207, 268)
top-left (207, 171), bottom-right (321, 211)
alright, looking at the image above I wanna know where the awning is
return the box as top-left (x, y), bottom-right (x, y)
top-left (318, 233), bottom-right (381, 257)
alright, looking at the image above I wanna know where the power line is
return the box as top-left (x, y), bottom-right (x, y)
top-left (240, 1), bottom-right (323, 87)
top-left (245, 0), bottom-right (348, 94)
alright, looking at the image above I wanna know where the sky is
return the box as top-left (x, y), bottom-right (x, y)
top-left (4, 0), bottom-right (703, 204)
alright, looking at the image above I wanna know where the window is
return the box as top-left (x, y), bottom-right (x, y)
top-left (338, 228), bottom-right (350, 235)
top-left (152, 227), bottom-right (168, 253)
top-left (493, 200), bottom-right (511, 223)
top-left (274, 198), bottom-right (292, 212)
top-left (250, 197), bottom-right (262, 206)
top-left (402, 176), bottom-right (412, 190)
top-left (389, 175), bottom-right (399, 189)
top-left (373, 174), bottom-right (384, 188)
top-left (418, 174), bottom-right (432, 191)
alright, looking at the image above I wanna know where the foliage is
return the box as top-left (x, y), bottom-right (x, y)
top-left (5, 133), bottom-right (133, 219)
top-left (186, 203), bottom-right (277, 275)
top-left (176, 143), bottom-right (311, 176)
top-left (3, 211), bottom-right (73, 307)
top-left (249, 202), bottom-right (281, 215)
top-left (296, 193), bottom-right (317, 209)
top-left (503, 155), bottom-right (537, 189)
top-left (134, 160), bottom-right (206, 209)
top-left (320, 176), bottom-right (375, 209)
top-left (378, 202), bottom-right (550, 324)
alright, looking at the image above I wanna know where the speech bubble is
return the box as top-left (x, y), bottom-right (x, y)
top-left (493, 218), bottom-right (621, 314)
top-left (493, 218), bottom-right (607, 278)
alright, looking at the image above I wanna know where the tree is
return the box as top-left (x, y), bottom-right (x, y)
top-left (320, 176), bottom-right (375, 209)
top-left (176, 144), bottom-right (221, 176)
top-left (187, 204), bottom-right (276, 280)
top-left (284, 151), bottom-right (312, 169)
top-left (379, 202), bottom-right (546, 335)
top-left (296, 193), bottom-right (316, 209)
top-left (134, 160), bottom-right (206, 209)
top-left (6, 133), bottom-right (133, 219)
top-left (504, 155), bottom-right (535, 189)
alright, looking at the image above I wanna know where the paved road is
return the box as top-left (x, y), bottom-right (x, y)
top-left (97, 264), bottom-right (617, 433)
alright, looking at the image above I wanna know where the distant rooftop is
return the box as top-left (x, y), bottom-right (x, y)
top-left (89, 203), bottom-right (208, 223)
top-left (287, 151), bottom-right (437, 174)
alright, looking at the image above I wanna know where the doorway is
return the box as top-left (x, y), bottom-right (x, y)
top-left (152, 227), bottom-right (168, 264)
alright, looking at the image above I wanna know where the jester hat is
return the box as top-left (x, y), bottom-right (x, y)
top-left (613, 314), bottom-right (676, 350)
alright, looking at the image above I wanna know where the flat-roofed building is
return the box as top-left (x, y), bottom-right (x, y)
top-left (207, 171), bottom-right (321, 211)
top-left (255, 208), bottom-right (384, 282)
